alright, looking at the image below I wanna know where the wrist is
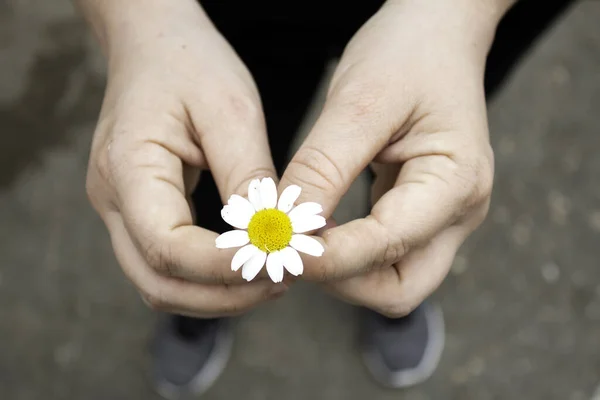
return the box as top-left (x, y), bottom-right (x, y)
top-left (385, 0), bottom-right (517, 61)
top-left (74, 0), bottom-right (211, 58)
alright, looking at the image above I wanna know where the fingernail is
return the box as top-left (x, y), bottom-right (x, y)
top-left (270, 283), bottom-right (288, 296)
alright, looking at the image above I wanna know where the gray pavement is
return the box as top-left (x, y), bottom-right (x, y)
top-left (1, 1), bottom-right (599, 399)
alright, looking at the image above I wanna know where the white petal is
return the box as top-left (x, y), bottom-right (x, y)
top-left (241, 251), bottom-right (267, 281)
top-left (280, 246), bottom-right (303, 276)
top-left (288, 202), bottom-right (323, 220)
top-left (248, 179), bottom-right (263, 211)
top-left (231, 244), bottom-right (260, 272)
top-left (292, 215), bottom-right (326, 234)
top-left (266, 251), bottom-right (284, 283)
top-left (215, 230), bottom-right (249, 249)
top-left (228, 194), bottom-right (256, 217)
top-left (277, 185), bottom-right (302, 213)
top-left (289, 234), bottom-right (324, 257)
top-left (259, 177), bottom-right (277, 209)
top-left (221, 205), bottom-right (252, 230)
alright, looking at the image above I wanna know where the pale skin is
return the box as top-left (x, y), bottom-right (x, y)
top-left (77, 0), bottom-right (516, 318)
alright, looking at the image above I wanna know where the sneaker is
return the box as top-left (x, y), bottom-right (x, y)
top-left (151, 315), bottom-right (233, 399)
top-left (359, 302), bottom-right (445, 388)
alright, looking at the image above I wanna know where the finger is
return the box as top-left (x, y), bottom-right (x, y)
top-left (107, 213), bottom-right (288, 317)
top-left (302, 154), bottom-right (491, 280)
top-left (187, 82), bottom-right (277, 201)
top-left (279, 79), bottom-right (412, 217)
top-left (110, 122), bottom-right (256, 284)
top-left (322, 227), bottom-right (465, 318)
top-left (186, 84), bottom-right (285, 282)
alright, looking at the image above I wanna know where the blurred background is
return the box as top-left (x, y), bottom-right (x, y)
top-left (1, 0), bottom-right (599, 399)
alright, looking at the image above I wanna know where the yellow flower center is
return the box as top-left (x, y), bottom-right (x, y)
top-left (247, 209), bottom-right (292, 253)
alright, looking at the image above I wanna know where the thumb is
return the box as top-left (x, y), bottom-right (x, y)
top-left (279, 85), bottom-right (402, 217)
top-left (189, 87), bottom-right (277, 201)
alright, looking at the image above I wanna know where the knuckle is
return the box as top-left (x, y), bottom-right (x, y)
top-left (141, 240), bottom-right (162, 270)
top-left (473, 153), bottom-right (495, 198)
top-left (368, 215), bottom-right (404, 270)
top-left (85, 152), bottom-right (117, 213)
top-left (224, 91), bottom-right (263, 128)
top-left (105, 137), bottom-right (129, 174)
top-left (286, 145), bottom-right (345, 195)
top-left (383, 238), bottom-right (402, 267)
top-left (95, 152), bottom-right (113, 184)
top-left (471, 197), bottom-right (492, 227)
top-left (94, 157), bottom-right (115, 194)
top-left (141, 236), bottom-right (175, 276)
top-left (455, 151), bottom-right (494, 208)
top-left (372, 235), bottom-right (398, 271)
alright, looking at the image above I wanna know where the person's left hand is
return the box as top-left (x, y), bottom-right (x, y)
top-left (279, 0), bottom-right (505, 317)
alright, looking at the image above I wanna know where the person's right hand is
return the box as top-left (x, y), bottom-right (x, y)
top-left (82, 0), bottom-right (287, 318)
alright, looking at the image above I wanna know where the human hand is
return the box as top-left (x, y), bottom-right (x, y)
top-left (279, 0), bottom-right (512, 316)
top-left (82, 0), bottom-right (286, 317)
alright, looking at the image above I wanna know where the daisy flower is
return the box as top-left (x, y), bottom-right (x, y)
top-left (215, 177), bottom-right (326, 283)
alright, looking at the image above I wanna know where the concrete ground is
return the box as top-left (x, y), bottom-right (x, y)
top-left (1, 1), bottom-right (600, 399)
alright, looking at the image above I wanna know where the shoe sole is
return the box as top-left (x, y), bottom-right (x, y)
top-left (361, 303), bottom-right (445, 389)
top-left (154, 319), bottom-right (235, 400)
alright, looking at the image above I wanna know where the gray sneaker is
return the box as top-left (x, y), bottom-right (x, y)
top-left (151, 316), bottom-right (233, 399)
top-left (359, 302), bottom-right (445, 388)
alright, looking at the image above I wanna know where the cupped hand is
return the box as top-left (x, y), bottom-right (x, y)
top-left (85, 0), bottom-right (285, 318)
top-left (279, 0), bottom-right (503, 317)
